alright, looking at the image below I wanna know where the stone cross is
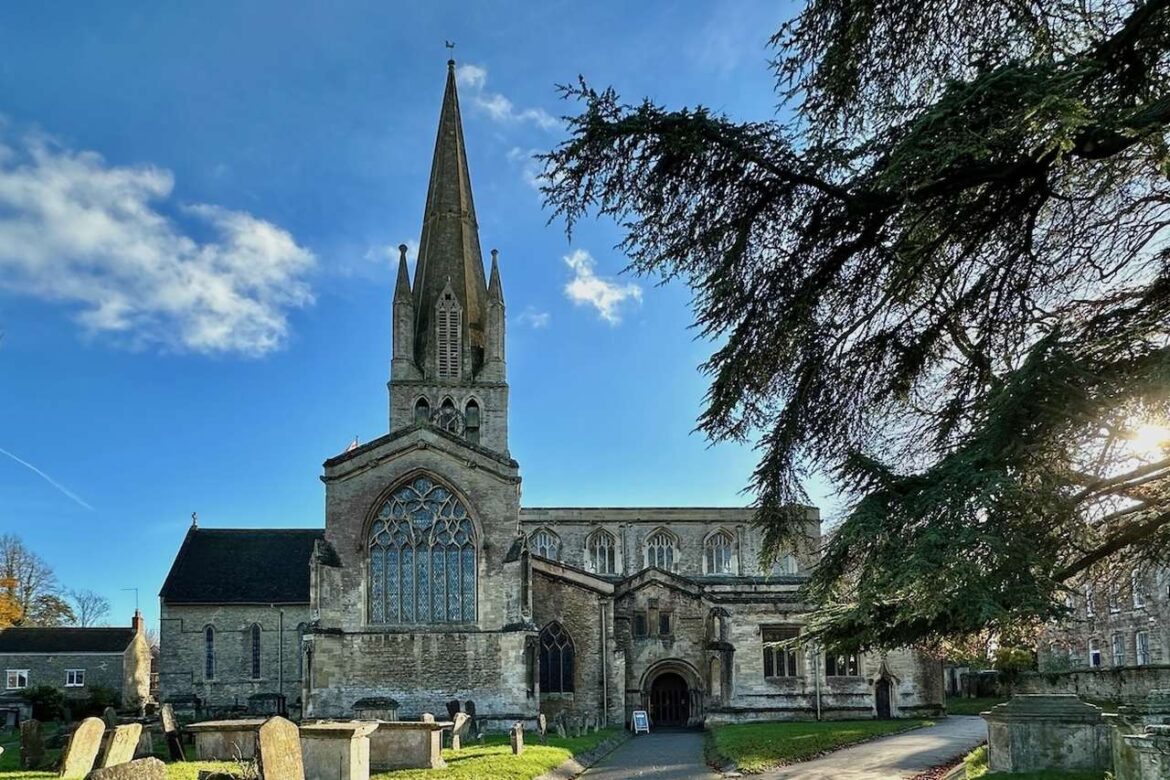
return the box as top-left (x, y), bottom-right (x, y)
top-left (99, 723), bottom-right (143, 768)
top-left (509, 721), bottom-right (524, 755)
top-left (59, 716), bottom-right (106, 779)
top-left (86, 757), bottom-right (167, 780)
top-left (256, 716), bottom-right (304, 780)
top-left (450, 712), bottom-right (470, 751)
top-left (19, 719), bottom-right (45, 770)
top-left (537, 713), bottom-right (548, 745)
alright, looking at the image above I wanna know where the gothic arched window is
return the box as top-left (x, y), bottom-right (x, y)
top-left (204, 626), bottom-right (215, 680)
top-left (539, 622), bottom-right (575, 694)
top-left (587, 529), bottom-right (617, 575)
top-left (645, 529), bottom-right (677, 571)
top-left (530, 528), bottom-right (560, 560)
top-left (436, 289), bottom-right (463, 380)
top-left (465, 400), bottom-right (481, 445)
top-left (368, 476), bottom-right (477, 624)
top-left (704, 530), bottom-right (734, 574)
top-left (414, 397), bottom-right (431, 425)
top-left (249, 623), bottom-right (262, 679)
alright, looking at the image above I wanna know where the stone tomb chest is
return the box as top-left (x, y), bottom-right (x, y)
top-left (368, 715), bottom-right (453, 771)
top-left (984, 695), bottom-right (1111, 774)
top-left (185, 719), bottom-right (268, 761)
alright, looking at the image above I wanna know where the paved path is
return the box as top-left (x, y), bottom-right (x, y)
top-left (762, 716), bottom-right (988, 779)
top-left (581, 729), bottom-right (719, 780)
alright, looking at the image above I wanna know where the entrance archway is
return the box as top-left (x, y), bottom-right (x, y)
top-left (649, 672), bottom-right (689, 726)
top-left (875, 678), bottom-right (892, 719)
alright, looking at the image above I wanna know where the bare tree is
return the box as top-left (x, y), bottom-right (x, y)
top-left (0, 534), bottom-right (61, 626)
top-left (69, 588), bottom-right (111, 627)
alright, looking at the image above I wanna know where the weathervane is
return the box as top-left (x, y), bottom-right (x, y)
top-left (445, 40), bottom-right (455, 52)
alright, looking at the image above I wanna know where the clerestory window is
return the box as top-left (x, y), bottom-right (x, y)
top-left (587, 529), bottom-right (617, 575)
top-left (704, 530), bottom-right (734, 574)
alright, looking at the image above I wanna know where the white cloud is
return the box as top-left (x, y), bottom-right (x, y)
top-left (562, 249), bottom-right (642, 325)
top-left (507, 147), bottom-right (549, 191)
top-left (0, 129), bottom-right (315, 356)
top-left (456, 64), bottom-right (559, 130)
top-left (365, 239), bottom-right (418, 272)
top-left (517, 307), bottom-right (551, 329)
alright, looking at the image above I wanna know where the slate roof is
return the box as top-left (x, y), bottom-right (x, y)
top-left (160, 528), bottom-right (324, 604)
top-left (0, 627), bottom-right (135, 654)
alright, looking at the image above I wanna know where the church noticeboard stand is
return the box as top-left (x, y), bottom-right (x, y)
top-left (632, 710), bottom-right (650, 734)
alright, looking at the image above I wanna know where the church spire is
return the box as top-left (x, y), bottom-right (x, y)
top-left (412, 58), bottom-right (490, 375)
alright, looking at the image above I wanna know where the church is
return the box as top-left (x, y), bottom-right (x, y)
top-left (158, 60), bottom-right (943, 730)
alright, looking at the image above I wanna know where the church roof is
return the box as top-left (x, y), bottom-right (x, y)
top-left (0, 627), bottom-right (136, 654)
top-left (160, 528), bottom-right (324, 604)
top-left (412, 59), bottom-right (490, 369)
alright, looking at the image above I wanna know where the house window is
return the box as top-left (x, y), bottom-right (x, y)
top-left (1132, 571), bottom-right (1146, 609)
top-left (414, 397), bottom-right (431, 425)
top-left (659, 612), bottom-right (672, 636)
top-left (826, 653), bottom-right (860, 677)
top-left (250, 624), bottom-right (262, 679)
top-left (763, 626), bottom-right (801, 678)
top-left (435, 290), bottom-right (463, 380)
top-left (587, 529), bottom-right (617, 575)
top-left (538, 622), bottom-right (575, 694)
top-left (204, 626), bottom-right (216, 679)
top-left (65, 669), bottom-right (85, 688)
top-left (1108, 583), bottom-right (1121, 613)
top-left (5, 670), bottom-right (28, 690)
top-left (772, 554), bottom-right (799, 576)
top-left (645, 530), bottom-right (677, 571)
top-left (704, 530), bottom-right (734, 574)
top-left (1089, 639), bottom-right (1101, 668)
top-left (1084, 584), bottom-right (1095, 618)
top-left (633, 612), bottom-right (648, 638)
top-left (368, 476), bottom-right (477, 624)
top-left (464, 400), bottom-right (481, 446)
top-left (1136, 631), bottom-right (1151, 666)
top-left (1112, 633), bottom-right (1126, 667)
top-left (530, 529), bottom-right (560, 561)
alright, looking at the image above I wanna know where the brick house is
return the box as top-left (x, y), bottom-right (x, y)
top-left (0, 611), bottom-right (151, 708)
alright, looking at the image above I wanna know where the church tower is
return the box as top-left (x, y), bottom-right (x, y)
top-left (390, 58), bottom-right (508, 454)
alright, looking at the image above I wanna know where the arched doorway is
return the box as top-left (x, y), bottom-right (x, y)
top-left (649, 672), bottom-right (689, 727)
top-left (875, 678), bottom-right (892, 719)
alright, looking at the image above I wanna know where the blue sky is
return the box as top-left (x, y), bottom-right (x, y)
top-left (0, 1), bottom-right (818, 630)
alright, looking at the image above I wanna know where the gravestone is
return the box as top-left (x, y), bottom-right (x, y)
top-left (99, 723), bottom-right (143, 768)
top-left (464, 700), bottom-right (477, 736)
top-left (256, 716), bottom-right (304, 780)
top-left (537, 713), bottom-right (548, 745)
top-left (555, 720), bottom-right (567, 739)
top-left (59, 716), bottom-right (106, 779)
top-left (586, 714), bottom-right (597, 733)
top-left (87, 757), bottom-right (167, 780)
top-left (160, 705), bottom-right (184, 762)
top-left (20, 719), bottom-right (45, 770)
top-left (510, 721), bottom-right (524, 755)
top-left (103, 707), bottom-right (119, 729)
top-left (450, 712), bottom-right (470, 751)
top-left (445, 700), bottom-right (461, 720)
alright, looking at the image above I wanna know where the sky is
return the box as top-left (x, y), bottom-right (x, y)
top-left (0, 0), bottom-right (821, 632)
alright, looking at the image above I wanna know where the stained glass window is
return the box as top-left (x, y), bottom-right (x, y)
top-left (369, 476), bottom-right (477, 624)
top-left (705, 530), bottom-right (734, 574)
top-left (588, 529), bottom-right (616, 574)
top-left (538, 622), bottom-right (575, 693)
top-left (530, 529), bottom-right (560, 560)
top-left (645, 530), bottom-right (677, 571)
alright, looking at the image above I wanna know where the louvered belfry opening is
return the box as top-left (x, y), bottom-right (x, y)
top-left (435, 290), bottom-right (463, 380)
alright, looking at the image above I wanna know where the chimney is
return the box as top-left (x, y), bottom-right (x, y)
top-left (132, 609), bottom-right (145, 635)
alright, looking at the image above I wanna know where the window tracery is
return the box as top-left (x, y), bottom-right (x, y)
top-left (704, 530), bottom-right (734, 574)
top-left (587, 529), bottom-right (617, 574)
top-left (645, 529), bottom-right (677, 571)
top-left (530, 528), bottom-right (560, 560)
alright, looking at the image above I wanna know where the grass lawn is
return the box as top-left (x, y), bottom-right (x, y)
top-left (0, 728), bottom-right (618, 780)
top-left (708, 719), bottom-right (934, 773)
top-left (963, 745), bottom-right (1106, 780)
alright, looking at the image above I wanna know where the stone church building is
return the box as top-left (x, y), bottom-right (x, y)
top-left (159, 61), bottom-right (943, 730)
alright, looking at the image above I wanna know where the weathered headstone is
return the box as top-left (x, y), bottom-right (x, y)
top-left (450, 712), bottom-right (470, 751)
top-left (160, 705), bottom-right (184, 762)
top-left (445, 699), bottom-right (461, 720)
top-left (86, 756), bottom-right (167, 780)
top-left (134, 729), bottom-right (154, 760)
top-left (256, 716), bottom-right (304, 780)
top-left (99, 723), bottom-right (143, 768)
top-left (464, 700), bottom-right (477, 736)
top-left (537, 713), bottom-right (548, 745)
top-left (421, 712), bottom-right (435, 723)
top-left (555, 721), bottom-right (567, 739)
top-left (510, 721), bottom-right (524, 755)
top-left (20, 719), bottom-right (46, 770)
top-left (102, 707), bottom-right (119, 729)
top-left (59, 716), bottom-right (106, 779)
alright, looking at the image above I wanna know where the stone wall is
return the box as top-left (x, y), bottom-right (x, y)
top-left (0, 651), bottom-right (125, 700)
top-left (1018, 666), bottom-right (1170, 704)
top-left (158, 603), bottom-right (309, 709)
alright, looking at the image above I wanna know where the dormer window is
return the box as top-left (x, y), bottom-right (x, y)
top-left (436, 289), bottom-right (462, 380)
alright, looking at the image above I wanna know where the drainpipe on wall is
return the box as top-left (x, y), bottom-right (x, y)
top-left (812, 643), bottom-right (822, 721)
top-left (278, 608), bottom-right (285, 713)
top-left (599, 599), bottom-right (608, 728)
